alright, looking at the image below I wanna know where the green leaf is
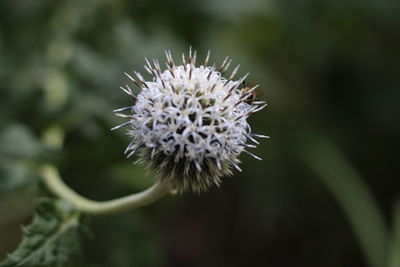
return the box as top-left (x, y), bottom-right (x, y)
top-left (0, 198), bottom-right (87, 267)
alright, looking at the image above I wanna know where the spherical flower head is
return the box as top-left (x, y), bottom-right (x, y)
top-left (112, 48), bottom-right (268, 194)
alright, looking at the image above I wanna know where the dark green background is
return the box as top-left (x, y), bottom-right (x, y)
top-left (0, 0), bottom-right (399, 266)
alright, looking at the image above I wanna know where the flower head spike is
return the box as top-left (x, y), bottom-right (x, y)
top-left (113, 48), bottom-right (268, 194)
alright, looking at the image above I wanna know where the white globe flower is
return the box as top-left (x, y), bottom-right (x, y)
top-left (113, 48), bottom-right (268, 193)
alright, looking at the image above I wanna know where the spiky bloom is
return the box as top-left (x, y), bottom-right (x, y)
top-left (112, 48), bottom-right (268, 193)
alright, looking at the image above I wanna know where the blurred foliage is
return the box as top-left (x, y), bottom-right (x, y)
top-left (0, 124), bottom-right (43, 193)
top-left (0, 0), bottom-right (399, 266)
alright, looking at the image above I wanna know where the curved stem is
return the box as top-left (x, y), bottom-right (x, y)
top-left (388, 199), bottom-right (400, 267)
top-left (295, 131), bottom-right (388, 267)
top-left (39, 164), bottom-right (170, 216)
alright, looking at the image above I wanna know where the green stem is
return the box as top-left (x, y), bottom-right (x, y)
top-left (40, 125), bottom-right (170, 215)
top-left (296, 131), bottom-right (388, 267)
top-left (39, 164), bottom-right (170, 215)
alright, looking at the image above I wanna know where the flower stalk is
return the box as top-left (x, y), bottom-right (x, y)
top-left (40, 125), bottom-right (170, 215)
top-left (39, 164), bottom-right (170, 215)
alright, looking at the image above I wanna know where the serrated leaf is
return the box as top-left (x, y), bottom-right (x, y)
top-left (0, 198), bottom-right (87, 267)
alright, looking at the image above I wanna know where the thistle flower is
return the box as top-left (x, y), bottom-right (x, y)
top-left (113, 48), bottom-right (268, 193)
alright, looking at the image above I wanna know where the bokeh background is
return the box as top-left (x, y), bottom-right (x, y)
top-left (0, 0), bottom-right (399, 266)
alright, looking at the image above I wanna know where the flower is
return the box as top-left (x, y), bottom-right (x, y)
top-left (112, 48), bottom-right (268, 193)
